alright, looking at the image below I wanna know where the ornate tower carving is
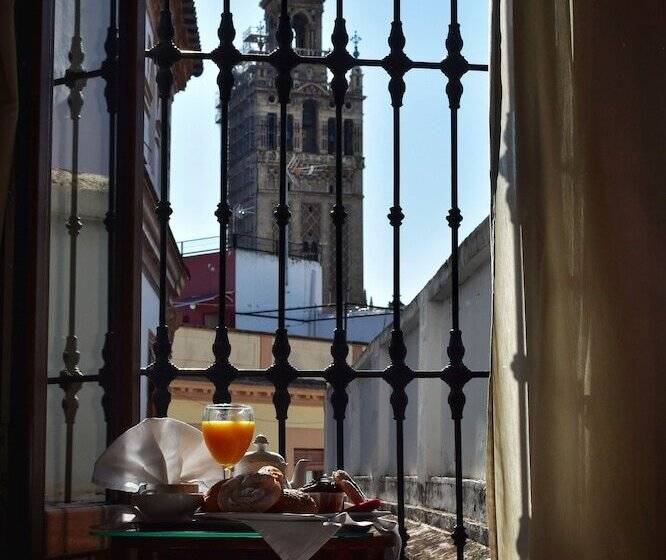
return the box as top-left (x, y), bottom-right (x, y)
top-left (227, 0), bottom-right (365, 305)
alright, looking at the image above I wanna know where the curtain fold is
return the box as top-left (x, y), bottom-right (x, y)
top-left (0, 0), bottom-right (18, 237)
top-left (488, 1), bottom-right (665, 558)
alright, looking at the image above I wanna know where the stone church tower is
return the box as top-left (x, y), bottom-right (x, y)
top-left (227, 0), bottom-right (365, 305)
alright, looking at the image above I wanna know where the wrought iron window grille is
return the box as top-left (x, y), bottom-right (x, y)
top-left (49, 0), bottom-right (119, 504)
top-left (51, 1), bottom-right (489, 558)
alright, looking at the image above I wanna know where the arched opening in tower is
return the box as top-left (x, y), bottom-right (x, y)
top-left (293, 13), bottom-right (308, 49)
top-left (302, 100), bottom-right (318, 153)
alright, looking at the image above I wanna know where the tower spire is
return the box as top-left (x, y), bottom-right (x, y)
top-left (351, 30), bottom-right (361, 58)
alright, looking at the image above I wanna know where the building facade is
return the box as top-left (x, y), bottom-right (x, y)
top-left (169, 326), bottom-right (367, 480)
top-left (227, 0), bottom-right (366, 304)
top-left (175, 244), bottom-right (323, 336)
top-left (174, 240), bottom-right (391, 342)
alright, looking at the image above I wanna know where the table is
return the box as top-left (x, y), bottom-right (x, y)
top-left (93, 527), bottom-right (396, 560)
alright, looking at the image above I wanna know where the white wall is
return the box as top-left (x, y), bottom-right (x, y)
top-left (234, 249), bottom-right (323, 336)
top-left (233, 248), bottom-right (389, 342)
top-left (324, 219), bottom-right (491, 522)
top-left (53, 0), bottom-right (110, 176)
top-left (309, 310), bottom-right (393, 344)
top-left (46, 177), bottom-right (109, 501)
top-left (46, 175), bottom-right (164, 500)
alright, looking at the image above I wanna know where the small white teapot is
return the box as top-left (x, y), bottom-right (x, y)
top-left (234, 434), bottom-right (310, 488)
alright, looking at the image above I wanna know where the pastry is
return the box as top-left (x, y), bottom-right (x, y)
top-left (217, 472), bottom-right (282, 512)
top-left (332, 470), bottom-right (367, 505)
top-left (202, 479), bottom-right (226, 512)
top-left (301, 476), bottom-right (345, 513)
top-left (267, 489), bottom-right (317, 514)
top-left (258, 465), bottom-right (288, 488)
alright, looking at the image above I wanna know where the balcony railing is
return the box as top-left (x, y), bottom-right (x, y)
top-left (178, 234), bottom-right (319, 261)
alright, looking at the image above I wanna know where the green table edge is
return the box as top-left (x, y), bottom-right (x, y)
top-left (92, 528), bottom-right (375, 540)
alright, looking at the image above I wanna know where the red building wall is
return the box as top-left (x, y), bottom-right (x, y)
top-left (178, 249), bottom-right (235, 328)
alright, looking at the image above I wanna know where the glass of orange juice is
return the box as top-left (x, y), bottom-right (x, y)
top-left (202, 404), bottom-right (255, 475)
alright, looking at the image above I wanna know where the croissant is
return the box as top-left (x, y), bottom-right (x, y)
top-left (332, 470), bottom-right (367, 505)
top-left (258, 465), bottom-right (288, 489)
top-left (217, 472), bottom-right (282, 512)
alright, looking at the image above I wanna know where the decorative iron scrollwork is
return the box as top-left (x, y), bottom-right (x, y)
top-left (382, 22), bottom-right (412, 108)
top-left (441, 24), bottom-right (469, 110)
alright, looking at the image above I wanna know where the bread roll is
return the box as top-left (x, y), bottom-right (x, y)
top-left (202, 479), bottom-right (226, 512)
top-left (267, 489), bottom-right (317, 514)
top-left (217, 472), bottom-right (282, 512)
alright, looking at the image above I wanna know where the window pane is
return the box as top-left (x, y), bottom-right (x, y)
top-left (267, 112), bottom-right (277, 150)
top-left (327, 117), bottom-right (336, 154)
top-left (344, 119), bottom-right (354, 156)
top-left (286, 114), bottom-right (294, 151)
top-left (302, 100), bottom-right (318, 153)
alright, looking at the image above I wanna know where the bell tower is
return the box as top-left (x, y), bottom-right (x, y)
top-left (261, 0), bottom-right (324, 55)
top-left (228, 0), bottom-right (366, 305)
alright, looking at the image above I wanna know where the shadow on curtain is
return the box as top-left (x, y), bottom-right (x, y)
top-left (487, 0), bottom-right (665, 558)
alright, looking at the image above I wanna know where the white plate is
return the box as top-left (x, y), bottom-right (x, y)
top-left (344, 510), bottom-right (391, 521)
top-left (194, 510), bottom-right (391, 522)
top-left (196, 512), bottom-right (331, 522)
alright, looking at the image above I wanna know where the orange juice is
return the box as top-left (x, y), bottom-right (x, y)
top-left (202, 420), bottom-right (255, 467)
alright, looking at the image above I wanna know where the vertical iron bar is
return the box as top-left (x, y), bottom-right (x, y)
top-left (147, 0), bottom-right (180, 416)
top-left (278, 99), bottom-right (288, 334)
top-left (332, 4), bottom-right (347, 469)
top-left (453, 412), bottom-right (465, 559)
top-left (60, 0), bottom-right (86, 504)
top-left (209, 1), bottom-right (240, 403)
top-left (270, 0), bottom-right (296, 460)
top-left (382, 2), bottom-right (412, 555)
top-left (391, 108), bottom-right (401, 330)
top-left (99, 0), bottom-right (118, 440)
top-left (391, 102), bottom-right (408, 559)
top-left (325, 0), bottom-right (355, 472)
top-left (441, 0), bottom-right (471, 557)
top-left (277, 99), bottom-right (289, 457)
top-left (276, 92), bottom-right (289, 458)
top-left (450, 109), bottom-right (459, 331)
top-left (334, 108), bottom-right (344, 332)
top-left (158, 119), bottom-right (170, 328)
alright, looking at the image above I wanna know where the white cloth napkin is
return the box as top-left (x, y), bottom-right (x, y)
top-left (237, 512), bottom-right (401, 560)
top-left (92, 418), bottom-right (225, 492)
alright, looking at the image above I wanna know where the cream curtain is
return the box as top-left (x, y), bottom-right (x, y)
top-left (0, 0), bottom-right (18, 237)
top-left (487, 1), bottom-right (665, 558)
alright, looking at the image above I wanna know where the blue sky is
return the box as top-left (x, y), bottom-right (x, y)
top-left (170, 0), bottom-right (489, 307)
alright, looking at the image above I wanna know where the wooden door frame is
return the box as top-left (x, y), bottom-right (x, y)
top-left (110, 0), bottom-right (146, 441)
top-left (4, 1), bottom-right (55, 556)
